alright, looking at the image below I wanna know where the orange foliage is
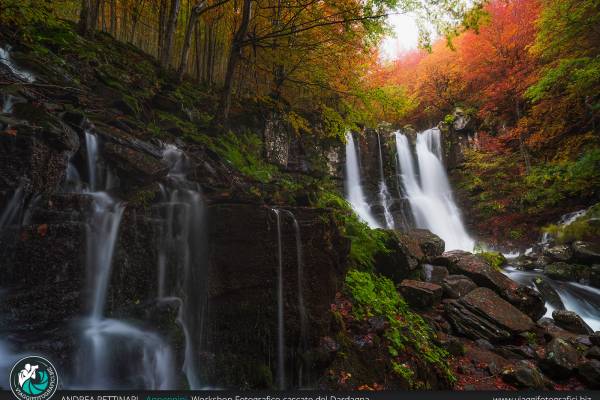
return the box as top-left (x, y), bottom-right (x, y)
top-left (372, 0), bottom-right (541, 131)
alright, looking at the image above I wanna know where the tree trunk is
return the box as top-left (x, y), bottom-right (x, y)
top-left (110, 0), bottom-right (117, 35)
top-left (79, 0), bottom-right (101, 37)
top-left (158, 0), bottom-right (168, 63)
top-left (160, 0), bottom-right (181, 69)
top-left (177, 1), bottom-right (206, 81)
top-left (219, 0), bottom-right (252, 123)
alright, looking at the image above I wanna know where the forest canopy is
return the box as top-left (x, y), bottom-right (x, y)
top-left (0, 0), bottom-right (484, 133)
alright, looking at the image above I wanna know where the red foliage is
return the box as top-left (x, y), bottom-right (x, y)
top-left (372, 0), bottom-right (541, 130)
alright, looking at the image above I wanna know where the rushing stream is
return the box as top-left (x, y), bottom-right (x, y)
top-left (503, 266), bottom-right (600, 331)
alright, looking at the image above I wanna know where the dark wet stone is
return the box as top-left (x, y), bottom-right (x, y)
top-left (444, 287), bottom-right (535, 342)
top-left (533, 276), bottom-right (565, 310)
top-left (502, 360), bottom-right (550, 389)
top-left (399, 279), bottom-right (443, 309)
top-left (545, 262), bottom-right (578, 281)
top-left (578, 359), bottom-right (600, 388)
top-left (544, 245), bottom-right (573, 262)
top-left (442, 274), bottom-right (477, 299)
top-left (552, 310), bottom-right (594, 335)
top-left (539, 338), bottom-right (580, 378)
top-left (434, 250), bottom-right (545, 320)
top-left (572, 241), bottom-right (600, 265)
top-left (409, 229), bottom-right (445, 258)
top-left (422, 264), bottom-right (449, 284)
top-left (586, 346), bottom-right (600, 361)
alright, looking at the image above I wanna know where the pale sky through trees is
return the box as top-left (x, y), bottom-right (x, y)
top-left (380, 13), bottom-right (420, 60)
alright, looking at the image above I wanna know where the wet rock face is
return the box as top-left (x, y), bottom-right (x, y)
top-left (0, 115), bottom-right (77, 194)
top-left (444, 287), bottom-right (535, 342)
top-left (205, 204), bottom-right (350, 388)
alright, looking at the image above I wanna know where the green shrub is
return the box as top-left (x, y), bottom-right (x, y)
top-left (476, 251), bottom-right (506, 271)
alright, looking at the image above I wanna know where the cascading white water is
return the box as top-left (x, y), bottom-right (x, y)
top-left (395, 129), bottom-right (474, 251)
top-left (344, 132), bottom-right (380, 228)
top-left (377, 134), bottom-right (395, 229)
top-left (156, 143), bottom-right (206, 390)
top-left (273, 209), bottom-right (286, 390)
top-left (74, 131), bottom-right (175, 389)
top-left (0, 46), bottom-right (35, 83)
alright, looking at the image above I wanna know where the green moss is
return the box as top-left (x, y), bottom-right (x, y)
top-left (209, 131), bottom-right (278, 183)
top-left (345, 270), bottom-right (455, 387)
top-left (314, 191), bottom-right (389, 269)
top-left (476, 251), bottom-right (506, 271)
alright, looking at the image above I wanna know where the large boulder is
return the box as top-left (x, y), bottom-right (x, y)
top-left (539, 338), bottom-right (580, 378)
top-left (374, 230), bottom-right (420, 283)
top-left (572, 241), bottom-right (600, 264)
top-left (544, 262), bottom-right (579, 281)
top-left (422, 264), bottom-right (448, 284)
top-left (441, 275), bottom-right (477, 299)
top-left (544, 245), bottom-right (573, 262)
top-left (434, 250), bottom-right (545, 320)
top-left (534, 277), bottom-right (565, 310)
top-left (552, 310), bottom-right (594, 335)
top-left (444, 287), bottom-right (535, 342)
top-left (502, 360), bottom-right (550, 389)
top-left (409, 229), bottom-right (445, 259)
top-left (578, 359), bottom-right (600, 388)
top-left (399, 280), bottom-right (443, 309)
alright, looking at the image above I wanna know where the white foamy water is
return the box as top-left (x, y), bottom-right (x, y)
top-left (344, 132), bottom-right (380, 228)
top-left (395, 129), bottom-right (474, 251)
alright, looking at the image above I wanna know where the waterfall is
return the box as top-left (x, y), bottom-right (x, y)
top-left (280, 210), bottom-right (308, 387)
top-left (156, 143), bottom-right (207, 390)
top-left (0, 46), bottom-right (35, 83)
top-left (395, 129), bottom-right (474, 251)
top-left (272, 209), bottom-right (286, 389)
top-left (73, 131), bottom-right (175, 389)
top-left (344, 132), bottom-right (380, 228)
top-left (377, 134), bottom-right (395, 229)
